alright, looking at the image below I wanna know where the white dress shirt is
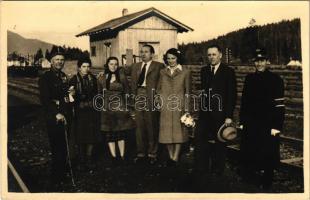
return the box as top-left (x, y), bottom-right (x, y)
top-left (211, 62), bottom-right (221, 74)
top-left (141, 60), bottom-right (152, 86)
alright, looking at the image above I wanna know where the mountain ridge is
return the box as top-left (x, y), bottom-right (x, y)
top-left (7, 30), bottom-right (54, 56)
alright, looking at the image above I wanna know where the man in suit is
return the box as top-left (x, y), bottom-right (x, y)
top-left (130, 44), bottom-right (165, 165)
top-left (194, 44), bottom-right (237, 176)
top-left (38, 47), bottom-right (74, 187)
top-left (239, 49), bottom-right (285, 190)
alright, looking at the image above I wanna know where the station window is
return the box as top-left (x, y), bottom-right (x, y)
top-left (91, 46), bottom-right (96, 57)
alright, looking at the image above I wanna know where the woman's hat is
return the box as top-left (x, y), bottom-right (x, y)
top-left (217, 123), bottom-right (238, 142)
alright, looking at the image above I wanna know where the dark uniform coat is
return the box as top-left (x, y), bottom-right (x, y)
top-left (239, 69), bottom-right (285, 169)
top-left (69, 72), bottom-right (100, 145)
top-left (38, 68), bottom-right (72, 183)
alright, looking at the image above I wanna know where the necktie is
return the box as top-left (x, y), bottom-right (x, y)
top-left (138, 63), bottom-right (147, 86)
top-left (211, 66), bottom-right (215, 75)
top-left (210, 66), bottom-right (215, 83)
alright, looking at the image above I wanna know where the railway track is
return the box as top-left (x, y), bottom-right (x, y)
top-left (7, 77), bottom-right (304, 174)
top-left (8, 159), bottom-right (30, 192)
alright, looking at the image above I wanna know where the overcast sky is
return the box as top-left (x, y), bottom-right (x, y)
top-left (1, 1), bottom-right (308, 51)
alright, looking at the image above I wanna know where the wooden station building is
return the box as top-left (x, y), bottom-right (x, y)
top-left (76, 7), bottom-right (193, 67)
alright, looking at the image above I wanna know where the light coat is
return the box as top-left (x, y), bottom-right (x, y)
top-left (157, 65), bottom-right (191, 144)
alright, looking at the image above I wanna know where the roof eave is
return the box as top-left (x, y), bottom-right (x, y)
top-left (76, 28), bottom-right (111, 37)
top-left (76, 7), bottom-right (194, 37)
top-left (110, 9), bottom-right (193, 32)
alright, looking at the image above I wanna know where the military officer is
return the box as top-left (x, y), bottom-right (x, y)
top-left (38, 47), bottom-right (74, 186)
top-left (239, 48), bottom-right (285, 190)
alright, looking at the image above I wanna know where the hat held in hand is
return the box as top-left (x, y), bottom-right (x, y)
top-left (217, 123), bottom-right (238, 142)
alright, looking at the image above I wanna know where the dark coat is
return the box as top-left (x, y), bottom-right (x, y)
top-left (239, 69), bottom-right (285, 169)
top-left (69, 72), bottom-right (100, 144)
top-left (38, 69), bottom-right (72, 121)
top-left (156, 66), bottom-right (191, 144)
top-left (38, 68), bottom-right (72, 181)
top-left (198, 63), bottom-right (237, 138)
top-left (194, 63), bottom-right (237, 173)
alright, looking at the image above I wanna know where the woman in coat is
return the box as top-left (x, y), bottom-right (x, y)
top-left (97, 56), bottom-right (135, 164)
top-left (156, 48), bottom-right (192, 165)
top-left (69, 56), bottom-right (100, 170)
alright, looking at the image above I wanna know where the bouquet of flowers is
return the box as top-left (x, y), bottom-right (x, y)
top-left (180, 113), bottom-right (195, 128)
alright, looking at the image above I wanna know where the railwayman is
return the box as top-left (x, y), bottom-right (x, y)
top-left (38, 47), bottom-right (74, 187)
top-left (239, 48), bottom-right (285, 190)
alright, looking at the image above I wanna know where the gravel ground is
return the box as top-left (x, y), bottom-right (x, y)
top-left (7, 95), bottom-right (304, 193)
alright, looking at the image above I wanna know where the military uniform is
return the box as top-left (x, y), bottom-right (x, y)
top-left (239, 69), bottom-right (285, 187)
top-left (38, 68), bottom-right (72, 184)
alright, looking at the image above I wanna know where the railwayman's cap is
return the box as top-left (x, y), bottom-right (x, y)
top-left (50, 46), bottom-right (65, 59)
top-left (254, 48), bottom-right (267, 61)
top-left (217, 123), bottom-right (238, 143)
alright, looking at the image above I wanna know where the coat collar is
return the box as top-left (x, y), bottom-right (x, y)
top-left (167, 64), bottom-right (182, 72)
top-left (164, 64), bottom-right (183, 78)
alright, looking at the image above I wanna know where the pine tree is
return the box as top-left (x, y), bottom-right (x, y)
top-left (45, 49), bottom-right (51, 60)
top-left (34, 48), bottom-right (43, 62)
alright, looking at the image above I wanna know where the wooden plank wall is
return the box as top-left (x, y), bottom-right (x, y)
top-left (90, 38), bottom-right (117, 68)
top-left (118, 16), bottom-right (178, 62)
top-left (187, 65), bottom-right (303, 120)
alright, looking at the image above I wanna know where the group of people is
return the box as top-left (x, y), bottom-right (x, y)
top-left (38, 44), bottom-right (285, 191)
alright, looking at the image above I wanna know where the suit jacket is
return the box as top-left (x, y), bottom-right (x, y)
top-left (200, 63), bottom-right (237, 121)
top-left (130, 61), bottom-right (165, 107)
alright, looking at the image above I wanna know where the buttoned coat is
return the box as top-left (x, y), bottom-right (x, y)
top-left (239, 69), bottom-right (285, 169)
top-left (156, 66), bottom-right (191, 144)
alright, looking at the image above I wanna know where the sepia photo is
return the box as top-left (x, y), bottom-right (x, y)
top-left (0, 1), bottom-right (309, 200)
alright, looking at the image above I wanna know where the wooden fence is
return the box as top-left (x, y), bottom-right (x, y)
top-left (185, 65), bottom-right (303, 121)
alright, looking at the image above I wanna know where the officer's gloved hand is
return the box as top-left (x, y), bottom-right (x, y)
top-left (271, 129), bottom-right (280, 136)
top-left (56, 113), bottom-right (65, 123)
top-left (225, 118), bottom-right (233, 126)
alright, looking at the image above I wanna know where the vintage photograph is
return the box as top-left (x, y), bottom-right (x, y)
top-left (0, 1), bottom-right (309, 199)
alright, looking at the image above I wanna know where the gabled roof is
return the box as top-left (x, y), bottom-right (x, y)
top-left (76, 7), bottom-right (193, 37)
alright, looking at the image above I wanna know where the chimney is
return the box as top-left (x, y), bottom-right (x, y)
top-left (122, 8), bottom-right (128, 16)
